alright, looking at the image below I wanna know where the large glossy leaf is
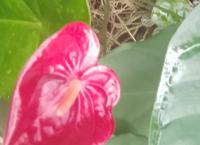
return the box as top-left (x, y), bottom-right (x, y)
top-left (107, 134), bottom-right (146, 145)
top-left (0, 0), bottom-right (90, 99)
top-left (149, 4), bottom-right (200, 145)
top-left (100, 25), bottom-right (178, 144)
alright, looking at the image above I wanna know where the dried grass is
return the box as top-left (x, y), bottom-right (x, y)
top-left (89, 0), bottom-right (157, 55)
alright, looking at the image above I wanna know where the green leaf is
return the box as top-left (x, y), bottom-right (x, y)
top-left (107, 134), bottom-right (146, 145)
top-left (0, 0), bottom-right (90, 99)
top-left (149, 4), bottom-right (200, 145)
top-left (100, 25), bottom-right (178, 144)
top-left (152, 0), bottom-right (191, 28)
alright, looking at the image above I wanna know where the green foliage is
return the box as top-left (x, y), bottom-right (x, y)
top-left (100, 25), bottom-right (178, 144)
top-left (0, 24), bottom-right (178, 144)
top-left (0, 0), bottom-right (90, 99)
top-left (152, 0), bottom-right (191, 28)
top-left (1, 1), bottom-right (200, 144)
top-left (107, 134), bottom-right (146, 145)
top-left (149, 4), bottom-right (200, 145)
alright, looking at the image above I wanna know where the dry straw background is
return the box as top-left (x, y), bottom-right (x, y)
top-left (89, 0), bottom-right (157, 55)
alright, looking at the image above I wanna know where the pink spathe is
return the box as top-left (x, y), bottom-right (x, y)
top-left (3, 22), bottom-right (120, 145)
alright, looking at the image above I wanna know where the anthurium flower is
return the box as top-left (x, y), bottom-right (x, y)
top-left (3, 22), bottom-right (120, 145)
